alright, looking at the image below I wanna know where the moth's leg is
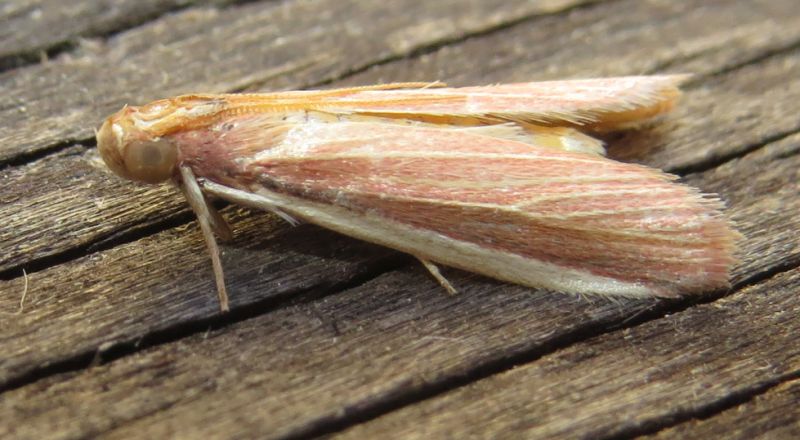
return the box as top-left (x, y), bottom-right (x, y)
top-left (205, 201), bottom-right (233, 242)
top-left (183, 179), bottom-right (232, 241)
top-left (416, 257), bottom-right (457, 295)
top-left (178, 165), bottom-right (230, 312)
top-left (199, 180), bottom-right (299, 226)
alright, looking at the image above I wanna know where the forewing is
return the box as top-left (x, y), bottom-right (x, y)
top-left (232, 119), bottom-right (735, 297)
top-left (224, 76), bottom-right (686, 130)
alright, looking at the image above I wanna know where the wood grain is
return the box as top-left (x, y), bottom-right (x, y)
top-left (0, 0), bottom-right (226, 69)
top-left (652, 378), bottom-right (800, 439)
top-left (0, 146), bottom-right (185, 274)
top-left (0, 206), bottom-right (399, 385)
top-left (1, 0), bottom-right (798, 439)
top-left (333, 268), bottom-right (800, 439)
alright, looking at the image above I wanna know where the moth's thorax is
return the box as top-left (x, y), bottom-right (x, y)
top-left (171, 126), bottom-right (250, 187)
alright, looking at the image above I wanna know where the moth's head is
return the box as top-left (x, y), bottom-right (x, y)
top-left (97, 101), bottom-right (181, 184)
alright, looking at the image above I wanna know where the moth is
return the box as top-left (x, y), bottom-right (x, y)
top-left (97, 76), bottom-right (738, 312)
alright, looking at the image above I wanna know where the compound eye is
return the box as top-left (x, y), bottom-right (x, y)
top-left (123, 138), bottom-right (178, 183)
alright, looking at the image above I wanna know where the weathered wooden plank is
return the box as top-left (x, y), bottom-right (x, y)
top-left (0, 0), bottom-right (594, 163)
top-left (3, 0), bottom-right (799, 286)
top-left (1, 81), bottom-right (796, 438)
top-left (0, 0), bottom-right (219, 69)
top-left (332, 269), bottom-right (800, 440)
top-left (1, 0), bottom-right (798, 438)
top-left (650, 378), bottom-right (800, 439)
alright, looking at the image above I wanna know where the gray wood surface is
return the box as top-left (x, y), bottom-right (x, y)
top-left (1, 0), bottom-right (798, 439)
